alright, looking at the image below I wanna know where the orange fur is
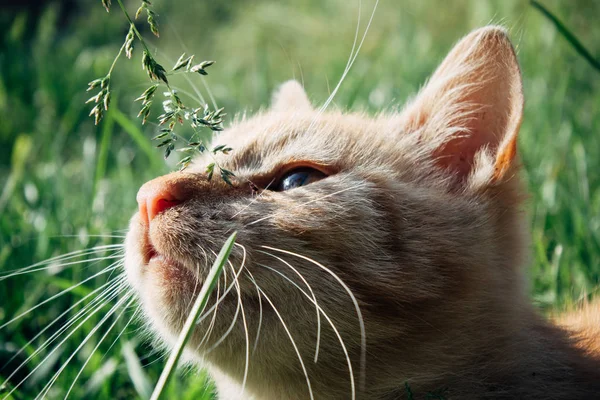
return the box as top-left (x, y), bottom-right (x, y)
top-left (124, 26), bottom-right (600, 399)
top-left (556, 299), bottom-right (600, 359)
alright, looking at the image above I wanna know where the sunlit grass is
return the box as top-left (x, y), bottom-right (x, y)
top-left (0, 0), bottom-right (599, 398)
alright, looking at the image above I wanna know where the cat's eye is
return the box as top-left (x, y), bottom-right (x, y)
top-left (276, 167), bottom-right (327, 191)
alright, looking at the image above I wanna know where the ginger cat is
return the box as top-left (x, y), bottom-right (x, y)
top-left (125, 26), bottom-right (600, 399)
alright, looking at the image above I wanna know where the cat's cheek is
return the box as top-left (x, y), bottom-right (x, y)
top-left (138, 270), bottom-right (181, 346)
top-left (125, 216), bottom-right (200, 344)
top-left (124, 214), bottom-right (146, 293)
top-left (124, 216), bottom-right (174, 340)
top-left (138, 263), bottom-right (205, 353)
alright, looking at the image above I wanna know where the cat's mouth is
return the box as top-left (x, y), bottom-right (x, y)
top-left (144, 238), bottom-right (158, 263)
top-left (141, 229), bottom-right (186, 272)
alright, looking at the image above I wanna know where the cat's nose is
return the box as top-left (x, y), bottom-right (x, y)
top-left (136, 174), bottom-right (188, 225)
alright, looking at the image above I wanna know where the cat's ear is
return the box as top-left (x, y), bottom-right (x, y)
top-left (271, 80), bottom-right (312, 112)
top-left (400, 26), bottom-right (523, 187)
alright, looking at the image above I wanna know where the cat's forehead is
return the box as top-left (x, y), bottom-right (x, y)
top-left (194, 109), bottom-right (396, 178)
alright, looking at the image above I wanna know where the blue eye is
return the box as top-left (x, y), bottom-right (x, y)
top-left (277, 167), bottom-right (327, 191)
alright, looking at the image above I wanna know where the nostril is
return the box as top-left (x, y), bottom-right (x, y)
top-left (148, 198), bottom-right (181, 222)
top-left (136, 173), bottom-right (197, 225)
top-left (138, 193), bottom-right (181, 225)
top-left (137, 180), bottom-right (185, 225)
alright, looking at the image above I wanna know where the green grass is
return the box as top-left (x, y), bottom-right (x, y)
top-left (0, 0), bottom-right (599, 398)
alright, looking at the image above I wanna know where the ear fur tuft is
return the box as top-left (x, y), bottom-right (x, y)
top-left (271, 80), bottom-right (312, 112)
top-left (399, 26), bottom-right (524, 189)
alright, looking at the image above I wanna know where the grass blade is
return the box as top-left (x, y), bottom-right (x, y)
top-left (531, 0), bottom-right (600, 73)
top-left (123, 340), bottom-right (154, 400)
top-left (149, 232), bottom-right (237, 400)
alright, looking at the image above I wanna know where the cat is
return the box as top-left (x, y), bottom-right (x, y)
top-left (125, 26), bottom-right (600, 399)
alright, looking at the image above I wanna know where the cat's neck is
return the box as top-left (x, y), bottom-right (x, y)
top-left (207, 291), bottom-right (600, 400)
top-left (395, 309), bottom-right (600, 400)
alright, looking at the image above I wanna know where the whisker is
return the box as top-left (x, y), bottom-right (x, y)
top-left (0, 253), bottom-right (123, 280)
top-left (198, 267), bottom-right (222, 348)
top-left (203, 244), bottom-right (247, 353)
top-left (104, 256), bottom-right (126, 283)
top-left (230, 262), bottom-right (250, 398)
top-left (63, 296), bottom-right (136, 399)
top-left (244, 269), bottom-right (263, 354)
top-left (138, 347), bottom-right (169, 369)
top-left (38, 293), bottom-right (134, 399)
top-left (1, 275), bottom-right (125, 371)
top-left (50, 234), bottom-right (127, 239)
top-left (3, 279), bottom-right (129, 398)
top-left (196, 253), bottom-right (229, 349)
top-left (0, 261), bottom-right (123, 330)
top-left (258, 263), bottom-right (356, 400)
top-left (0, 245), bottom-right (123, 278)
top-left (194, 272), bottom-right (237, 326)
top-left (246, 183), bottom-right (368, 226)
top-left (313, 0), bottom-right (379, 116)
top-left (198, 245), bottom-right (210, 267)
top-left (254, 284), bottom-right (315, 400)
top-left (258, 251), bottom-right (322, 362)
top-left (19, 278), bottom-right (129, 371)
top-left (229, 178), bottom-right (276, 220)
top-left (317, 0), bottom-right (361, 112)
top-left (1, 252), bottom-right (124, 280)
top-left (205, 260), bottom-right (242, 353)
top-left (94, 305), bottom-right (142, 368)
top-left (186, 258), bottom-right (203, 313)
top-left (195, 244), bottom-right (247, 326)
top-left (261, 246), bottom-right (366, 390)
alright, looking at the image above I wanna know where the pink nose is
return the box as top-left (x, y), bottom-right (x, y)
top-left (136, 174), bottom-right (185, 225)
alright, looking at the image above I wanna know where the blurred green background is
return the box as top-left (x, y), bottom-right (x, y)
top-left (0, 0), bottom-right (599, 398)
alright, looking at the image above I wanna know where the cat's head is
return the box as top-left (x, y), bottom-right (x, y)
top-left (125, 26), bottom-right (527, 397)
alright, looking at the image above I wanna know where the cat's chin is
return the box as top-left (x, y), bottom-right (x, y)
top-left (125, 213), bottom-right (207, 342)
top-left (143, 229), bottom-right (188, 273)
top-left (124, 213), bottom-right (203, 298)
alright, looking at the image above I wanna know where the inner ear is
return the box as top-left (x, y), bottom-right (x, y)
top-left (399, 26), bottom-right (524, 187)
top-left (271, 80), bottom-right (312, 112)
